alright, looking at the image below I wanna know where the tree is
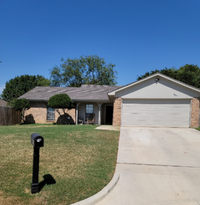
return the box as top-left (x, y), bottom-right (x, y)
top-left (50, 55), bottom-right (117, 87)
top-left (48, 94), bottom-right (74, 116)
top-left (13, 98), bottom-right (30, 123)
top-left (137, 64), bottom-right (200, 88)
top-left (176, 64), bottom-right (200, 88)
top-left (137, 67), bottom-right (177, 81)
top-left (1, 75), bottom-right (51, 103)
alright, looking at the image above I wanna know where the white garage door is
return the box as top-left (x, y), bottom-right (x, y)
top-left (121, 99), bottom-right (191, 127)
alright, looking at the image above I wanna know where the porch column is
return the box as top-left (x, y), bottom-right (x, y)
top-left (76, 102), bottom-right (80, 125)
top-left (97, 103), bottom-right (102, 125)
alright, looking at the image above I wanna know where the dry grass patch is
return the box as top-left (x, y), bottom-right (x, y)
top-left (0, 125), bottom-right (119, 205)
top-left (41, 143), bottom-right (96, 179)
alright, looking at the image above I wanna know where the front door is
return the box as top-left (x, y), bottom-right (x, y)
top-left (106, 106), bottom-right (113, 125)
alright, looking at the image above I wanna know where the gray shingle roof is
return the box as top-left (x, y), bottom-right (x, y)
top-left (19, 85), bottom-right (122, 102)
top-left (0, 99), bottom-right (7, 106)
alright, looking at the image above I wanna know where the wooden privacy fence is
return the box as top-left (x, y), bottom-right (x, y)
top-left (0, 106), bottom-right (21, 126)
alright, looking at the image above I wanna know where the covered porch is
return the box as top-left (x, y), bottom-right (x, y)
top-left (75, 102), bottom-right (113, 125)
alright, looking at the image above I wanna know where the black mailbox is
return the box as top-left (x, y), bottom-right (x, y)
top-left (31, 133), bottom-right (44, 194)
top-left (31, 133), bottom-right (44, 148)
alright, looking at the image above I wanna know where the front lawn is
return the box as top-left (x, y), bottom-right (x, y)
top-left (0, 124), bottom-right (119, 205)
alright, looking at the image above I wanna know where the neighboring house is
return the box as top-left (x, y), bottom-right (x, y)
top-left (0, 99), bottom-right (7, 106)
top-left (19, 73), bottom-right (200, 128)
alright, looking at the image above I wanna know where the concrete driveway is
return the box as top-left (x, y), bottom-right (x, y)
top-left (96, 127), bottom-right (200, 205)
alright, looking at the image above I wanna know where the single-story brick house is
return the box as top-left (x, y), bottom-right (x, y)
top-left (19, 73), bottom-right (200, 127)
top-left (19, 84), bottom-right (122, 125)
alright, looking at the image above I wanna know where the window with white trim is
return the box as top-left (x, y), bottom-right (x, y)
top-left (47, 107), bottom-right (55, 121)
top-left (85, 104), bottom-right (93, 119)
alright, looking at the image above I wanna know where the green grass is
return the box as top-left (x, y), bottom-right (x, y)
top-left (196, 127), bottom-right (200, 131)
top-left (0, 124), bottom-right (119, 205)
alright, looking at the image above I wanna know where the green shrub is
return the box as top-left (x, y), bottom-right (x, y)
top-left (48, 94), bottom-right (73, 110)
top-left (13, 98), bottom-right (30, 123)
top-left (48, 94), bottom-right (74, 125)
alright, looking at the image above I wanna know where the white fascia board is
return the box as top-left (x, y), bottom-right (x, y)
top-left (108, 91), bottom-right (115, 96)
top-left (108, 73), bottom-right (200, 96)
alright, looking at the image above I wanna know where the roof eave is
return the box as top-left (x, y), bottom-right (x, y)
top-left (27, 99), bottom-right (113, 103)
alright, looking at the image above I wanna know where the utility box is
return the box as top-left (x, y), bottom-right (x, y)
top-left (31, 133), bottom-right (44, 148)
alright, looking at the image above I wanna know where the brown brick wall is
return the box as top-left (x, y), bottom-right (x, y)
top-left (191, 97), bottom-right (200, 127)
top-left (24, 101), bottom-right (76, 124)
top-left (25, 102), bottom-right (47, 123)
top-left (112, 97), bottom-right (122, 126)
top-left (55, 108), bottom-right (76, 124)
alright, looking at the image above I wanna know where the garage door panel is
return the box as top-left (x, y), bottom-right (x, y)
top-left (123, 111), bottom-right (190, 116)
top-left (121, 99), bottom-right (191, 127)
top-left (123, 99), bottom-right (190, 104)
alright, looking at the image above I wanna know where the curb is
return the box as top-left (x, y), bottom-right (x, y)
top-left (70, 172), bottom-right (120, 205)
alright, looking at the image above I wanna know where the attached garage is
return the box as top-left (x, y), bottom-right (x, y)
top-left (109, 73), bottom-right (200, 128)
top-left (121, 99), bottom-right (191, 127)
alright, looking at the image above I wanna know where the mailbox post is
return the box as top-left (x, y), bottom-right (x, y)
top-left (31, 133), bottom-right (44, 194)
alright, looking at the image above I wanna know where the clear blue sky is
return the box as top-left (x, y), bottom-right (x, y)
top-left (0, 0), bottom-right (200, 94)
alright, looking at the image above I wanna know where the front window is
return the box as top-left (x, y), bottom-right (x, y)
top-left (86, 104), bottom-right (93, 119)
top-left (47, 107), bottom-right (55, 121)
